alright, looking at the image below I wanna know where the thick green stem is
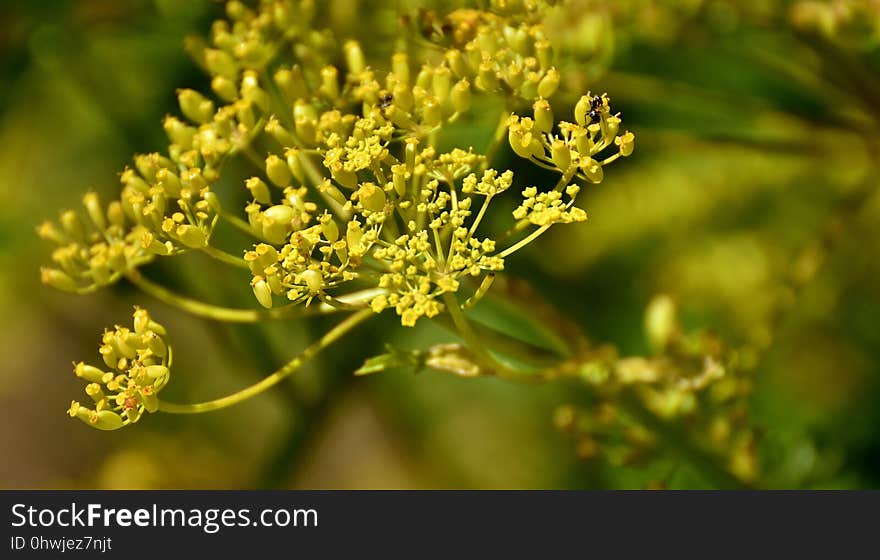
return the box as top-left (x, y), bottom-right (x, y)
top-left (158, 308), bottom-right (374, 413)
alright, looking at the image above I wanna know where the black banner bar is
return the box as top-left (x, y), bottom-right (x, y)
top-left (1, 491), bottom-right (875, 557)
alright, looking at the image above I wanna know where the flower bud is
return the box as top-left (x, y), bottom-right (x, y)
top-left (344, 40), bottom-right (365, 74)
top-left (321, 216), bottom-right (339, 243)
top-left (266, 155), bottom-right (292, 187)
top-left (252, 277), bottom-right (273, 308)
top-left (274, 65), bottom-right (307, 103)
top-left (285, 148), bottom-right (307, 184)
top-left (176, 224), bottom-right (208, 248)
top-left (82, 192), bottom-right (106, 231)
top-left (575, 95), bottom-right (591, 127)
top-left (550, 140), bottom-right (572, 171)
top-left (580, 158), bottom-right (604, 183)
top-left (450, 80), bottom-right (472, 113)
top-left (75, 362), bottom-right (105, 383)
top-left (533, 99), bottom-right (553, 133)
top-left (616, 131), bottom-right (635, 157)
top-left (265, 117), bottom-right (296, 147)
top-left (422, 96), bottom-right (442, 127)
top-left (89, 410), bottom-right (124, 431)
top-left (331, 167), bottom-right (358, 190)
top-left (432, 66), bottom-right (452, 104)
top-left (177, 89), bottom-right (214, 124)
top-left (261, 205), bottom-right (295, 244)
top-left (320, 65), bottom-right (340, 99)
top-left (318, 179), bottom-right (347, 206)
top-left (477, 61), bottom-right (500, 92)
top-left (155, 168), bottom-right (181, 198)
top-left (163, 116), bottom-right (196, 148)
top-left (246, 177), bottom-right (272, 204)
top-left (645, 295), bottom-right (678, 352)
top-left (60, 210), bottom-right (85, 242)
top-left (204, 48), bottom-right (238, 78)
top-left (301, 268), bottom-right (323, 293)
top-left (537, 68), bottom-right (560, 98)
top-left (391, 53), bottom-right (410, 86)
top-left (41, 267), bottom-right (78, 292)
top-left (347, 220), bottom-right (364, 255)
top-left (357, 182), bottom-right (386, 212)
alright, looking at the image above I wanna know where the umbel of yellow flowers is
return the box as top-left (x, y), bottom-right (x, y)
top-left (40, 0), bottom-right (635, 429)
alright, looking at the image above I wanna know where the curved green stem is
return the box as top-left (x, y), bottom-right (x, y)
top-left (158, 308), bottom-right (374, 413)
top-left (127, 270), bottom-right (340, 322)
top-left (200, 245), bottom-right (249, 269)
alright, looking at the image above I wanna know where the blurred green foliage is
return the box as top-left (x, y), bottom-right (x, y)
top-left (2, 0), bottom-right (879, 489)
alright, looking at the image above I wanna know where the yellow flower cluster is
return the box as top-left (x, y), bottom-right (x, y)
top-left (67, 308), bottom-right (170, 430)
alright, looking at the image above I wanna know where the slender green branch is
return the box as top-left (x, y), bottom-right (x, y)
top-left (127, 270), bottom-right (340, 322)
top-left (200, 245), bottom-right (249, 269)
top-left (158, 308), bottom-right (374, 413)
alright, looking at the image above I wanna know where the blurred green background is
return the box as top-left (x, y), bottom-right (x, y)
top-left (1, 0), bottom-right (879, 489)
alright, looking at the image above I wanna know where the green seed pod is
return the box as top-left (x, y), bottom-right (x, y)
top-left (550, 140), bottom-right (572, 172)
top-left (176, 224), bottom-right (208, 248)
top-left (450, 80), bottom-right (472, 113)
top-left (177, 89), bottom-right (214, 124)
top-left (358, 182), bottom-right (386, 212)
top-left (537, 68), bottom-right (560, 98)
top-left (75, 362), bottom-right (106, 383)
top-left (301, 268), bottom-right (323, 293)
top-left (533, 99), bottom-right (553, 134)
top-left (246, 177), bottom-right (272, 204)
top-left (266, 155), bottom-right (292, 187)
top-left (252, 277), bottom-right (273, 308)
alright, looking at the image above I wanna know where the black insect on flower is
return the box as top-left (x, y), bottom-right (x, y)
top-left (379, 92), bottom-right (394, 109)
top-left (590, 95), bottom-right (603, 110)
top-left (588, 109), bottom-right (601, 124)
